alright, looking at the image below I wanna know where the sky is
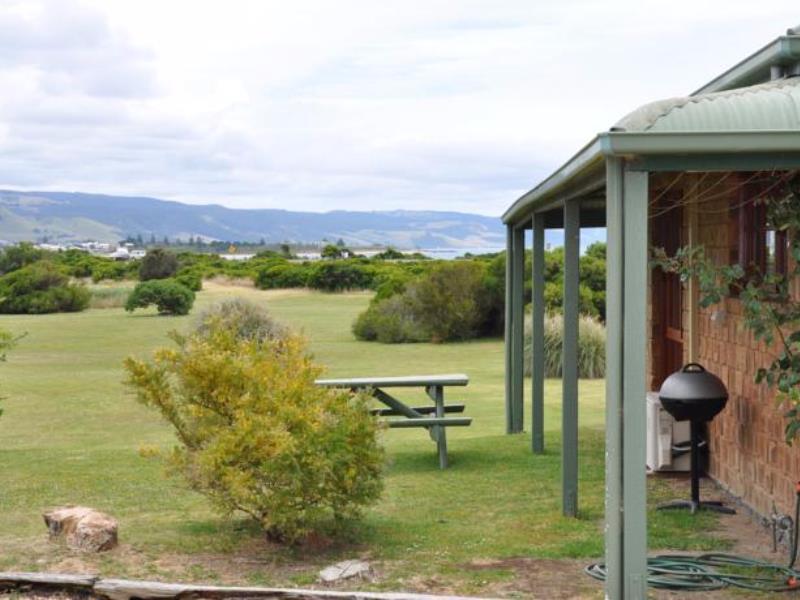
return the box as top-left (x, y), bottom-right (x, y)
top-left (0, 1), bottom-right (798, 216)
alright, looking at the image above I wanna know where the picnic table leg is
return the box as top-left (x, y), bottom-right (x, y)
top-left (427, 385), bottom-right (447, 469)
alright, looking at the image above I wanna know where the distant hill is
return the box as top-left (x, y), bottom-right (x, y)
top-left (0, 190), bottom-right (505, 249)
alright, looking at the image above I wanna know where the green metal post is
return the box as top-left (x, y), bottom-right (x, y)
top-left (604, 158), bottom-right (649, 600)
top-left (562, 200), bottom-right (580, 517)
top-left (510, 226), bottom-right (525, 433)
top-left (504, 226), bottom-right (513, 434)
top-left (531, 212), bottom-right (545, 453)
top-left (604, 157), bottom-right (624, 600)
top-left (622, 169), bottom-right (649, 599)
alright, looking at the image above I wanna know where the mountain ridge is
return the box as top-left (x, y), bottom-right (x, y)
top-left (0, 190), bottom-right (505, 249)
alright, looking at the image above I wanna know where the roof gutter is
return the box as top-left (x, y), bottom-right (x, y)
top-left (599, 130), bottom-right (800, 154)
top-left (693, 35), bottom-right (800, 95)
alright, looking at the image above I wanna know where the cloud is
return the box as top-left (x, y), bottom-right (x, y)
top-left (0, 0), bottom-right (798, 215)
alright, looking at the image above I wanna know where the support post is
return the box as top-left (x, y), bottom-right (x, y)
top-left (505, 226), bottom-right (513, 433)
top-left (605, 158), bottom-right (624, 600)
top-left (531, 212), bottom-right (546, 453)
top-left (510, 226), bottom-right (525, 433)
top-left (622, 169), bottom-right (649, 599)
top-left (605, 158), bottom-right (648, 600)
top-left (562, 200), bottom-right (580, 517)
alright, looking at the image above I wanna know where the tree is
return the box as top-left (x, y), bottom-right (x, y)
top-left (125, 279), bottom-right (195, 315)
top-left (139, 248), bottom-right (178, 280)
top-left (321, 244), bottom-right (344, 259)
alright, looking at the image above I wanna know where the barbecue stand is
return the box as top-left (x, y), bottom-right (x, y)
top-left (657, 363), bottom-right (735, 515)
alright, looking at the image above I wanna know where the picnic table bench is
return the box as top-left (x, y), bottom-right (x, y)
top-left (315, 374), bottom-right (471, 469)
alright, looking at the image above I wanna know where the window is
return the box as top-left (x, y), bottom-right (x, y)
top-left (730, 179), bottom-right (789, 282)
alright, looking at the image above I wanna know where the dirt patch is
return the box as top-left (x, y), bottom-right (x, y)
top-left (465, 557), bottom-right (602, 599)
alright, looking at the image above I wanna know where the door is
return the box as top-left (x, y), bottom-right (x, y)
top-left (652, 200), bottom-right (684, 388)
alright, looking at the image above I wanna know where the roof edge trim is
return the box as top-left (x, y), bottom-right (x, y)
top-left (693, 35), bottom-right (800, 95)
top-left (600, 130), bottom-right (800, 155)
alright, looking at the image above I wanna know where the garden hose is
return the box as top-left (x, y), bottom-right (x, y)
top-left (585, 483), bottom-right (800, 592)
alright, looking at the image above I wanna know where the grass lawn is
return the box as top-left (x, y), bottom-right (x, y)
top-left (0, 282), bottom-right (729, 596)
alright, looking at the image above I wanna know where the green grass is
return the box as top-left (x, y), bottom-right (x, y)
top-left (0, 283), bottom-right (728, 594)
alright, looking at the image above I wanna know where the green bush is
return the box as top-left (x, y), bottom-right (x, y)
top-left (175, 270), bottom-right (203, 291)
top-left (125, 279), bottom-right (195, 315)
top-left (0, 243), bottom-right (47, 275)
top-left (523, 313), bottom-right (606, 379)
top-left (255, 263), bottom-right (309, 289)
top-left (353, 261), bottom-right (498, 343)
top-left (0, 261), bottom-right (90, 314)
top-left (124, 322), bottom-right (384, 543)
top-left (139, 248), bottom-right (179, 280)
top-left (352, 294), bottom-right (429, 343)
top-left (194, 298), bottom-right (287, 344)
top-left (307, 261), bottom-right (374, 292)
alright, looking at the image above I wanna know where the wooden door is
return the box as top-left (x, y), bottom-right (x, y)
top-left (652, 202), bottom-right (684, 388)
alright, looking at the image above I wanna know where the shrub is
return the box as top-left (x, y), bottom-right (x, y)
top-left (123, 323), bottom-right (384, 543)
top-left (352, 294), bottom-right (429, 343)
top-left (307, 261), bottom-right (373, 292)
top-left (175, 270), bottom-right (203, 291)
top-left (255, 263), bottom-right (308, 289)
top-left (139, 248), bottom-right (178, 280)
top-left (90, 260), bottom-right (136, 283)
top-left (0, 243), bottom-right (47, 275)
top-left (523, 313), bottom-right (606, 379)
top-left (194, 298), bottom-right (288, 344)
top-left (125, 279), bottom-right (195, 315)
top-left (353, 261), bottom-right (496, 343)
top-left (0, 261), bottom-right (90, 314)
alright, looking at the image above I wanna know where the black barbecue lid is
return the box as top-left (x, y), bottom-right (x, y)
top-left (659, 363), bottom-right (728, 402)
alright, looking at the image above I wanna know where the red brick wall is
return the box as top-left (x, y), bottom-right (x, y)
top-left (648, 173), bottom-right (800, 517)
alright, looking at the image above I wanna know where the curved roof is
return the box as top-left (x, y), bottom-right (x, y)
top-left (614, 77), bottom-right (800, 132)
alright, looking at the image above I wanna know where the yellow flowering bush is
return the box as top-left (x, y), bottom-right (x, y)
top-left (124, 320), bottom-right (383, 542)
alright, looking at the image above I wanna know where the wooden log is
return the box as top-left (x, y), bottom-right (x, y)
top-left (0, 573), bottom-right (494, 600)
top-left (0, 571), bottom-right (97, 592)
top-left (94, 577), bottom-right (489, 600)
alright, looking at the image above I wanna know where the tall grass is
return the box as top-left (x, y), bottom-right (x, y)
top-left (88, 285), bottom-right (134, 309)
top-left (524, 313), bottom-right (606, 378)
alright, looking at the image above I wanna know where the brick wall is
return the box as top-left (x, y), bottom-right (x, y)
top-left (648, 173), bottom-right (800, 517)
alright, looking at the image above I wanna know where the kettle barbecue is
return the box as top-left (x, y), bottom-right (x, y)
top-left (657, 363), bottom-right (735, 514)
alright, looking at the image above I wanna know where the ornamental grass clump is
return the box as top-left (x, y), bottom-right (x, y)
top-left (524, 313), bottom-right (606, 379)
top-left (123, 314), bottom-right (384, 543)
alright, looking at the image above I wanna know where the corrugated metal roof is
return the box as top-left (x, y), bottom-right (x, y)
top-left (615, 77), bottom-right (800, 132)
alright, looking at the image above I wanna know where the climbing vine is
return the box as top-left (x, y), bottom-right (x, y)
top-left (652, 173), bottom-right (800, 443)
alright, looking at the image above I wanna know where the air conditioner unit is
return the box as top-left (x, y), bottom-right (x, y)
top-left (646, 391), bottom-right (693, 472)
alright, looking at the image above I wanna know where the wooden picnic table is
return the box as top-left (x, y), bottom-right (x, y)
top-left (315, 374), bottom-right (471, 469)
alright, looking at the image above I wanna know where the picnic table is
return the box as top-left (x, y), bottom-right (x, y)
top-left (315, 374), bottom-right (471, 469)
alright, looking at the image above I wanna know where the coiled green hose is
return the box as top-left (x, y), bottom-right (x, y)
top-left (585, 487), bottom-right (800, 592)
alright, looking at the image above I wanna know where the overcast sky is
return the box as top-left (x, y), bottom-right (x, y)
top-left (0, 1), bottom-right (797, 215)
